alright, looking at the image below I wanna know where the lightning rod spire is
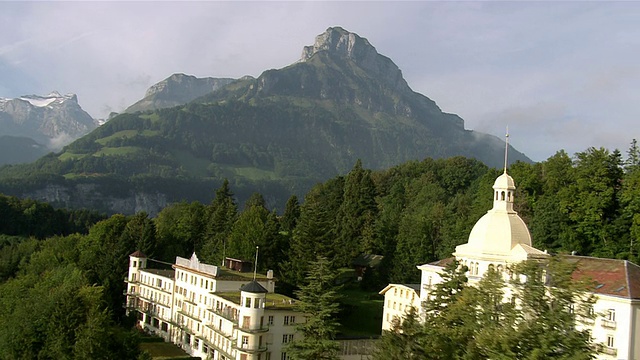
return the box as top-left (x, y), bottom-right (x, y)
top-left (504, 126), bottom-right (509, 174)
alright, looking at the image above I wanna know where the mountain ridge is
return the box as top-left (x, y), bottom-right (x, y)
top-left (0, 91), bottom-right (99, 150)
top-left (0, 27), bottom-right (531, 215)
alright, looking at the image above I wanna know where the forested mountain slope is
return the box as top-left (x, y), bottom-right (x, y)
top-left (0, 27), bottom-right (529, 214)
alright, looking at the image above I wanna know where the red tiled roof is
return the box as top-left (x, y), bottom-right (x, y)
top-left (429, 257), bottom-right (456, 267)
top-left (129, 250), bottom-right (147, 258)
top-left (562, 255), bottom-right (640, 299)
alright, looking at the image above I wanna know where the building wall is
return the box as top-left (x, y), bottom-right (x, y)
top-left (125, 255), bottom-right (303, 360)
top-left (380, 284), bottom-right (420, 331)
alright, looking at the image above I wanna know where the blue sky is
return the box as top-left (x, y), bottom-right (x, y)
top-left (1, 1), bottom-right (639, 162)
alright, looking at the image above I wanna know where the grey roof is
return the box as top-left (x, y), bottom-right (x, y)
top-left (240, 280), bottom-right (268, 293)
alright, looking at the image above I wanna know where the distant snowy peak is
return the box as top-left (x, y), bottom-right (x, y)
top-left (18, 91), bottom-right (78, 108)
top-left (0, 91), bottom-right (98, 150)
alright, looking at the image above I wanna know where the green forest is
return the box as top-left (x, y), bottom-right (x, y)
top-left (0, 141), bottom-right (639, 358)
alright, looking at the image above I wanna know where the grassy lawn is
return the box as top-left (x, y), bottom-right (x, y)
top-left (139, 341), bottom-right (190, 359)
top-left (58, 151), bottom-right (88, 161)
top-left (338, 286), bottom-right (384, 337)
top-left (95, 129), bottom-right (161, 145)
top-left (94, 146), bottom-right (143, 156)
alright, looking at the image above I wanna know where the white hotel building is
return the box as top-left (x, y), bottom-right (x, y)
top-left (381, 170), bottom-right (640, 359)
top-left (125, 252), bottom-right (302, 360)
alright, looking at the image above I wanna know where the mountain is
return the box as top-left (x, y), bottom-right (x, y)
top-left (0, 136), bottom-right (49, 165)
top-left (0, 91), bottom-right (99, 150)
top-left (124, 73), bottom-right (236, 113)
top-left (0, 27), bottom-right (531, 215)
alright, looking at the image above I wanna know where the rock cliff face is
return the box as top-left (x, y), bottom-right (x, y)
top-left (24, 183), bottom-right (168, 217)
top-left (125, 73), bottom-right (235, 113)
top-left (0, 92), bottom-right (99, 149)
top-left (300, 27), bottom-right (409, 93)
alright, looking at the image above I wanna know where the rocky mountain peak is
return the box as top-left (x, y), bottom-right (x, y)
top-left (0, 91), bottom-right (98, 150)
top-left (125, 74), bottom-right (235, 113)
top-left (300, 27), bottom-right (409, 92)
top-left (300, 26), bottom-right (372, 62)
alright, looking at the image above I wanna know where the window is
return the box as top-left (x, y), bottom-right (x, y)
top-left (245, 297), bottom-right (251, 307)
top-left (290, 316), bottom-right (295, 324)
top-left (281, 353), bottom-right (290, 360)
top-left (607, 309), bottom-right (615, 321)
top-left (242, 336), bottom-right (249, 346)
top-left (284, 315), bottom-right (291, 325)
top-left (268, 315), bottom-right (274, 325)
top-left (194, 338), bottom-right (200, 350)
top-left (607, 335), bottom-right (615, 348)
top-left (282, 334), bottom-right (294, 343)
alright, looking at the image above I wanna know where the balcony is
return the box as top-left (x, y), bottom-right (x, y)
top-left (600, 346), bottom-right (617, 356)
top-left (177, 309), bottom-right (201, 321)
top-left (202, 338), bottom-right (235, 360)
top-left (601, 319), bottom-right (616, 329)
top-left (235, 324), bottom-right (270, 334)
top-left (205, 324), bottom-right (234, 339)
top-left (234, 343), bottom-right (268, 353)
top-left (209, 307), bottom-right (239, 324)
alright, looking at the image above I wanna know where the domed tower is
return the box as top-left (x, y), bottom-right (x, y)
top-left (453, 134), bottom-right (548, 278)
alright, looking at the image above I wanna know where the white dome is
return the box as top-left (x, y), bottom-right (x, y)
top-left (466, 210), bottom-right (532, 255)
top-left (493, 172), bottom-right (515, 190)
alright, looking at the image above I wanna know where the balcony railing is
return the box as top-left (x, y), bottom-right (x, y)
top-left (234, 343), bottom-right (268, 353)
top-left (601, 319), bottom-right (616, 329)
top-left (177, 309), bottom-right (201, 321)
top-left (235, 324), bottom-right (270, 334)
top-left (209, 308), bottom-right (239, 324)
top-left (205, 324), bottom-right (234, 339)
top-left (600, 346), bottom-right (617, 356)
top-left (202, 338), bottom-right (235, 360)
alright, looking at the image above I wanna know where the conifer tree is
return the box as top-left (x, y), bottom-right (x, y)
top-left (202, 179), bottom-right (238, 265)
top-left (372, 307), bottom-right (426, 360)
top-left (335, 159), bottom-right (378, 266)
top-left (287, 256), bottom-right (341, 360)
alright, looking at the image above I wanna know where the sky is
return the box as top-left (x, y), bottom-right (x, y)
top-left (1, 1), bottom-right (639, 162)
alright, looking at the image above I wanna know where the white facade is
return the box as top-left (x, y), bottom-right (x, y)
top-left (380, 170), bottom-right (640, 360)
top-left (125, 252), bottom-right (301, 360)
top-left (379, 284), bottom-right (421, 331)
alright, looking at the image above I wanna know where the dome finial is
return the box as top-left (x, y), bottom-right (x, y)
top-left (503, 126), bottom-right (509, 174)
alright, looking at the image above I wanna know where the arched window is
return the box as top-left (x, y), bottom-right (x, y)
top-left (501, 191), bottom-right (505, 201)
top-left (507, 192), bottom-right (511, 201)
top-left (495, 191), bottom-right (499, 200)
